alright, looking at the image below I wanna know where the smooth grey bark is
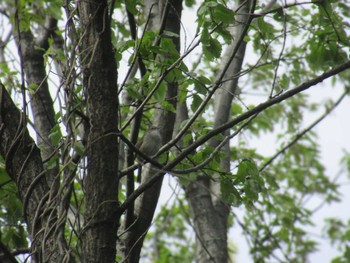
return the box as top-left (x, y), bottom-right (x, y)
top-left (117, 0), bottom-right (182, 262)
top-left (0, 84), bottom-right (66, 262)
top-left (185, 1), bottom-right (252, 262)
top-left (16, 28), bottom-right (59, 191)
top-left (210, 0), bottom-right (251, 238)
top-left (77, 1), bottom-right (120, 262)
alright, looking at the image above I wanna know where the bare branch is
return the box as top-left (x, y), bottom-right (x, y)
top-left (119, 59), bottom-right (350, 214)
top-left (260, 87), bottom-right (350, 172)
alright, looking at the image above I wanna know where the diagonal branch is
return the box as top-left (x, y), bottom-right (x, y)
top-left (118, 59), bottom-right (350, 214)
top-left (176, 60), bottom-right (350, 165)
top-left (260, 87), bottom-right (350, 172)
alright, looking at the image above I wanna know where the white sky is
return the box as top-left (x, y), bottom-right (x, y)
top-left (2, 1), bottom-right (349, 262)
top-left (176, 3), bottom-right (350, 262)
top-left (231, 83), bottom-right (350, 262)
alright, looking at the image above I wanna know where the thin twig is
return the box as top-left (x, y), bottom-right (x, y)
top-left (260, 87), bottom-right (350, 172)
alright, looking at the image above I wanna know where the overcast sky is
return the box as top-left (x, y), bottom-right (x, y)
top-left (3, 2), bottom-right (349, 262)
top-left (177, 4), bottom-right (350, 262)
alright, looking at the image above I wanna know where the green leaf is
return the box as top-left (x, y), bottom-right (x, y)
top-left (178, 173), bottom-right (198, 187)
top-left (28, 83), bottom-right (38, 93)
top-left (116, 21), bottom-right (131, 37)
top-left (154, 82), bottom-right (167, 102)
top-left (234, 159), bottom-right (259, 184)
top-left (191, 77), bottom-right (208, 95)
top-left (0, 165), bottom-right (8, 179)
top-left (185, 0), bottom-right (195, 7)
top-left (345, 245), bottom-right (350, 262)
top-left (125, 0), bottom-right (138, 15)
top-left (212, 4), bottom-right (235, 24)
top-left (221, 177), bottom-right (243, 207)
top-left (161, 100), bottom-right (176, 113)
top-left (200, 28), bottom-right (210, 45)
top-left (74, 141), bottom-right (85, 156)
top-left (139, 31), bottom-right (157, 58)
top-left (244, 177), bottom-right (262, 201)
top-left (256, 17), bottom-right (278, 40)
top-left (197, 75), bottom-right (211, 85)
top-left (116, 40), bottom-right (135, 53)
top-left (190, 94), bottom-right (203, 112)
top-left (160, 38), bottom-right (180, 59)
top-left (125, 83), bottom-right (142, 100)
top-left (47, 154), bottom-right (59, 170)
top-left (216, 26), bottom-right (233, 44)
top-left (178, 84), bottom-right (188, 104)
top-left (178, 61), bottom-right (189, 72)
top-left (202, 37), bottom-right (222, 60)
top-left (163, 30), bottom-right (180, 38)
top-left (331, 257), bottom-right (342, 263)
top-left (232, 103), bottom-right (243, 116)
top-left (49, 125), bottom-right (62, 146)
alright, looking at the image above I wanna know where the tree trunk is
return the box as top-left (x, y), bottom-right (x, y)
top-left (0, 84), bottom-right (66, 262)
top-left (117, 0), bottom-right (183, 261)
top-left (186, 0), bottom-right (253, 262)
top-left (77, 1), bottom-right (120, 262)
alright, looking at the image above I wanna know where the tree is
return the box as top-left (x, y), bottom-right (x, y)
top-left (0, 0), bottom-right (350, 262)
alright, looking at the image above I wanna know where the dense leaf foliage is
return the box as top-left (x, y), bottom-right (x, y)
top-left (0, 0), bottom-right (350, 262)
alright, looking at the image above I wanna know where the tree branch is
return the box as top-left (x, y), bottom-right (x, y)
top-left (118, 59), bottom-right (350, 214)
top-left (260, 86), bottom-right (350, 172)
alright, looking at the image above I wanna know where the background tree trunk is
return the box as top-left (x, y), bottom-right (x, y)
top-left (117, 0), bottom-right (183, 261)
top-left (185, 1), bottom-right (252, 261)
top-left (1, 0), bottom-right (350, 262)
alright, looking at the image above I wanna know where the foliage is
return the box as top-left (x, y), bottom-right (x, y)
top-left (0, 0), bottom-right (350, 262)
top-left (143, 198), bottom-right (195, 262)
top-left (0, 166), bottom-right (28, 250)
